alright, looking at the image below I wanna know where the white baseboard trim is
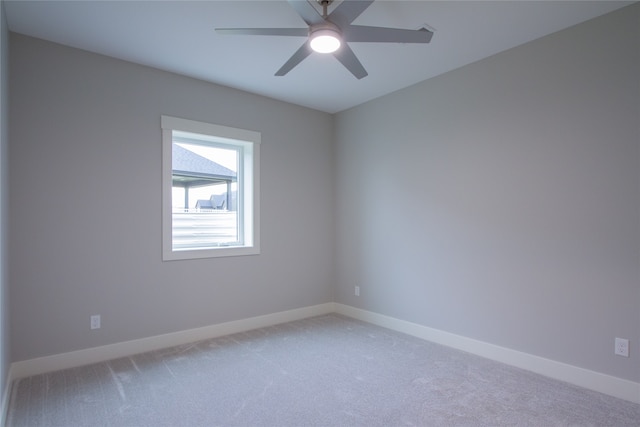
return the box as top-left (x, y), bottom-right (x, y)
top-left (10, 302), bottom-right (336, 380)
top-left (8, 302), bottom-right (639, 405)
top-left (334, 303), bottom-right (640, 404)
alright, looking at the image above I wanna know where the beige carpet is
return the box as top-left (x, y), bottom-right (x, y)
top-left (7, 314), bottom-right (640, 426)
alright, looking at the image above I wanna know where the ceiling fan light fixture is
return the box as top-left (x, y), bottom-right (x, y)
top-left (309, 26), bottom-right (341, 54)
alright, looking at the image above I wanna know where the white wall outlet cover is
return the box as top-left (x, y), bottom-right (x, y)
top-left (614, 337), bottom-right (629, 357)
top-left (91, 315), bottom-right (101, 330)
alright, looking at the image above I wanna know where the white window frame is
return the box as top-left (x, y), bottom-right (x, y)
top-left (161, 115), bottom-right (260, 260)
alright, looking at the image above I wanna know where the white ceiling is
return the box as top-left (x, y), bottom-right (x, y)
top-left (4, 0), bottom-right (635, 113)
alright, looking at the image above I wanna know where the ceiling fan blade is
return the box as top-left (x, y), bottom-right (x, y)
top-left (275, 42), bottom-right (313, 76)
top-left (328, 0), bottom-right (373, 26)
top-left (287, 0), bottom-right (324, 26)
top-left (333, 44), bottom-right (368, 79)
top-left (216, 28), bottom-right (308, 37)
top-left (344, 26), bottom-right (433, 43)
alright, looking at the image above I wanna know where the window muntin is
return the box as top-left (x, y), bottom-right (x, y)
top-left (162, 116), bottom-right (260, 260)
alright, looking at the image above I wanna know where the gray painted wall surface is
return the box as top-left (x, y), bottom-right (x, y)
top-left (1, 0), bottom-right (9, 404)
top-left (334, 5), bottom-right (640, 382)
top-left (9, 34), bottom-right (334, 361)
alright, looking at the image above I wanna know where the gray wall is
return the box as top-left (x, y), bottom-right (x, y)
top-left (334, 4), bottom-right (640, 382)
top-left (0, 0), bottom-right (9, 403)
top-left (9, 34), bottom-right (334, 361)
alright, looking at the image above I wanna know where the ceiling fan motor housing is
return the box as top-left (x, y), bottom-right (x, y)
top-left (309, 21), bottom-right (342, 53)
top-left (308, 20), bottom-right (341, 38)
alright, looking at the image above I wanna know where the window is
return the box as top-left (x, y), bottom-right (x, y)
top-left (162, 116), bottom-right (260, 260)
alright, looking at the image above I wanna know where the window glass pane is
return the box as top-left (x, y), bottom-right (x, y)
top-left (171, 139), bottom-right (240, 250)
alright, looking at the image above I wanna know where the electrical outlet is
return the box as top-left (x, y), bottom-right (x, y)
top-left (615, 337), bottom-right (629, 357)
top-left (90, 315), bottom-right (101, 330)
top-left (354, 286), bottom-right (360, 296)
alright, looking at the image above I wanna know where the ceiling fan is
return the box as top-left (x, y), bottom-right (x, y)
top-left (215, 0), bottom-right (433, 79)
